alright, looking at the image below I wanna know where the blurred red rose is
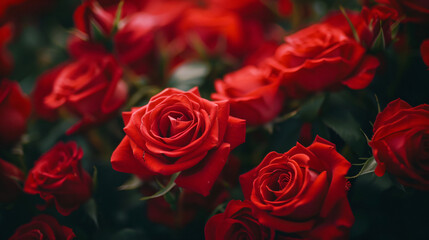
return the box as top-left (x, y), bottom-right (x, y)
top-left (0, 0), bottom-right (26, 18)
top-left (205, 200), bottom-right (274, 240)
top-left (32, 54), bottom-right (127, 135)
top-left (421, 39), bottom-right (429, 68)
top-left (0, 79), bottom-right (31, 146)
top-left (240, 136), bottom-right (354, 239)
top-left (324, 6), bottom-right (399, 49)
top-left (0, 23), bottom-right (13, 77)
top-left (265, 24), bottom-right (380, 98)
top-left (376, 0), bottom-right (429, 22)
top-left (0, 158), bottom-right (24, 202)
top-left (369, 99), bottom-right (429, 190)
top-left (211, 66), bottom-right (285, 125)
top-left (24, 142), bottom-right (92, 216)
top-left (178, 8), bottom-right (265, 59)
top-left (9, 215), bottom-right (75, 240)
top-left (111, 87), bottom-right (246, 196)
top-left (114, 0), bottom-right (191, 76)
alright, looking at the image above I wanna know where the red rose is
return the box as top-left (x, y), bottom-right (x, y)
top-left (111, 87), bottom-right (246, 196)
top-left (421, 39), bottom-right (429, 68)
top-left (377, 0), bottom-right (429, 22)
top-left (211, 66), bottom-right (285, 125)
top-left (9, 215), bottom-right (75, 240)
top-left (369, 99), bottom-right (429, 190)
top-left (240, 136), bottom-right (354, 239)
top-left (0, 158), bottom-right (25, 202)
top-left (24, 142), bottom-right (92, 216)
top-left (265, 24), bottom-right (380, 98)
top-left (0, 23), bottom-right (13, 77)
top-left (32, 54), bottom-right (127, 134)
top-left (205, 200), bottom-right (274, 240)
top-left (0, 79), bottom-right (31, 146)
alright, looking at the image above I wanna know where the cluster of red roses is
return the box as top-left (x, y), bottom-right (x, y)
top-left (0, 0), bottom-right (429, 239)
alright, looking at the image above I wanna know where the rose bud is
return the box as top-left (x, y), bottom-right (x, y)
top-left (24, 142), bottom-right (92, 216)
top-left (211, 66), bottom-right (285, 125)
top-left (0, 79), bottom-right (31, 146)
top-left (0, 158), bottom-right (25, 202)
top-left (369, 99), bottom-right (429, 190)
top-left (240, 136), bottom-right (354, 239)
top-left (265, 23), bottom-right (380, 98)
top-left (32, 54), bottom-right (128, 135)
top-left (9, 215), bottom-right (75, 240)
top-left (324, 6), bottom-right (399, 49)
top-left (205, 200), bottom-right (274, 240)
top-left (111, 87), bottom-right (246, 196)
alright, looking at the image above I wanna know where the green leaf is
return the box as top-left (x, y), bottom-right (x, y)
top-left (321, 93), bottom-right (367, 154)
top-left (270, 116), bottom-right (302, 153)
top-left (118, 175), bottom-right (142, 191)
top-left (84, 198), bottom-right (98, 228)
top-left (140, 172), bottom-right (181, 201)
top-left (296, 94), bottom-right (326, 122)
top-left (168, 61), bottom-right (210, 91)
top-left (92, 166), bottom-right (98, 191)
top-left (340, 6), bottom-right (360, 43)
top-left (347, 156), bottom-right (377, 179)
top-left (111, 0), bottom-right (124, 36)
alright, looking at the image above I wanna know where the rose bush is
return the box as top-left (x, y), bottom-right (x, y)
top-left (240, 136), bottom-right (354, 239)
top-left (24, 142), bottom-right (92, 215)
top-left (111, 87), bottom-right (246, 196)
top-left (9, 215), bottom-right (75, 240)
top-left (205, 200), bottom-right (274, 240)
top-left (32, 54), bottom-right (127, 134)
top-left (0, 79), bottom-right (31, 146)
top-left (211, 66), bottom-right (285, 125)
top-left (265, 23), bottom-right (380, 98)
top-left (369, 99), bottom-right (429, 190)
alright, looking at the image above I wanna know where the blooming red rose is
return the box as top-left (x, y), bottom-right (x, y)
top-left (421, 39), bottom-right (429, 68)
top-left (9, 215), bottom-right (75, 240)
top-left (211, 66), bottom-right (285, 125)
top-left (265, 23), bottom-right (380, 98)
top-left (32, 54), bottom-right (127, 134)
top-left (205, 200), bottom-right (274, 240)
top-left (376, 0), bottom-right (429, 22)
top-left (0, 158), bottom-right (24, 202)
top-left (0, 79), bottom-right (31, 146)
top-left (0, 23), bottom-right (13, 77)
top-left (369, 99), bottom-right (429, 190)
top-left (111, 87), bottom-right (246, 196)
top-left (24, 142), bottom-right (92, 216)
top-left (240, 136), bottom-right (354, 239)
